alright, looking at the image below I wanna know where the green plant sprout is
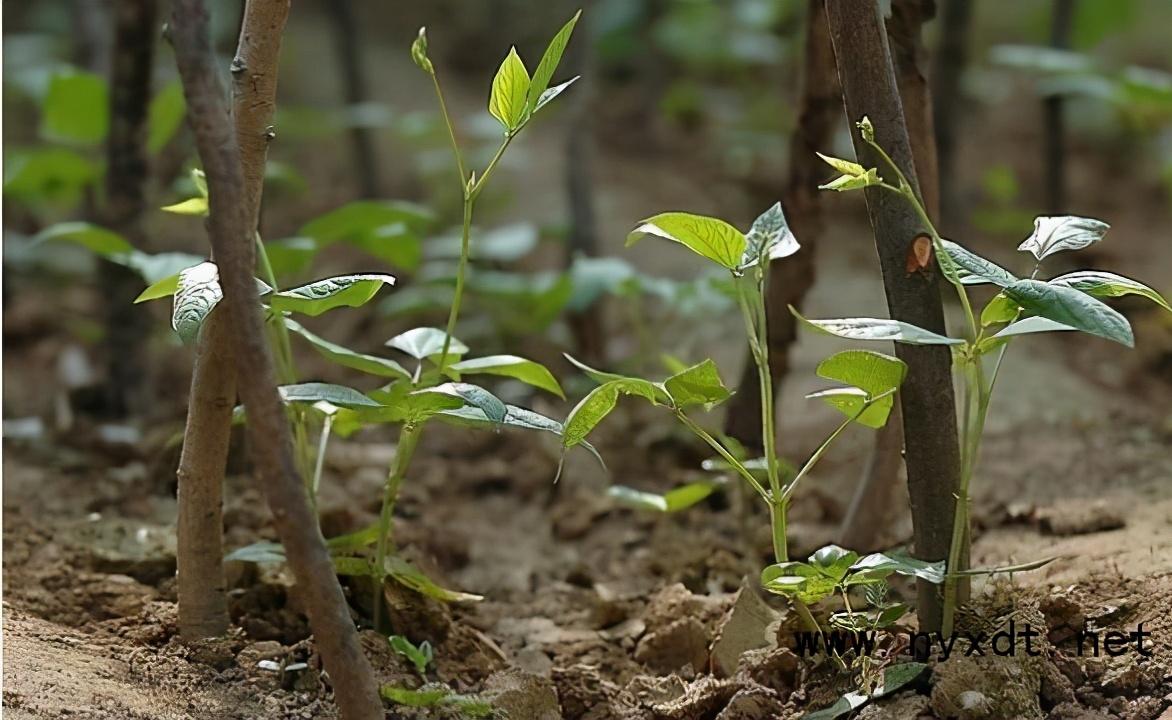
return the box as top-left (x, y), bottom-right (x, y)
top-left (389, 635), bottom-right (434, 678)
top-left (807, 116), bottom-right (1171, 637)
top-left (560, 201), bottom-right (944, 651)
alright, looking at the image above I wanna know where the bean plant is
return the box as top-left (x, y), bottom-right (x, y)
top-left (807, 116), bottom-right (1171, 637)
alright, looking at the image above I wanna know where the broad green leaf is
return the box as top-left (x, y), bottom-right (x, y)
top-left (172, 262), bottom-right (222, 342)
top-left (1003, 279), bottom-right (1134, 346)
top-left (365, 383), bottom-right (465, 424)
top-left (990, 315), bottom-right (1078, 339)
top-left (147, 81), bottom-right (186, 153)
top-left (739, 202), bottom-right (799, 271)
top-left (663, 359), bottom-right (731, 408)
top-left (1017, 216), bottom-right (1109, 261)
top-left (562, 378), bottom-right (664, 449)
top-left (761, 562), bottom-right (837, 604)
top-left (527, 11), bottom-right (581, 113)
top-left (285, 318), bottom-right (410, 380)
top-left (793, 309), bottom-right (963, 346)
top-left (941, 239), bottom-right (1017, 287)
top-left (41, 68), bottom-right (108, 145)
top-left (488, 47), bottom-right (531, 131)
top-left (135, 273), bottom-right (181, 303)
top-left (448, 355), bottom-right (564, 398)
top-left (386, 327), bottom-right (468, 360)
top-left (161, 197), bottom-right (208, 215)
top-left (410, 27), bottom-right (434, 74)
top-left (846, 551), bottom-right (945, 585)
top-left (812, 350), bottom-right (906, 428)
top-left (1050, 270), bottom-right (1170, 312)
top-left (300, 201), bottom-right (432, 243)
top-left (36, 221), bottom-right (132, 256)
top-left (809, 545), bottom-right (860, 582)
top-left (3, 147), bottom-right (97, 202)
top-left (428, 383), bottom-right (507, 424)
top-left (325, 523), bottom-right (381, 553)
top-left (278, 382), bottom-right (381, 408)
top-left (626, 212), bottom-right (746, 270)
top-left (385, 556), bottom-right (483, 603)
top-left (267, 274), bottom-right (395, 316)
top-left (607, 480), bottom-right (721, 513)
top-left (980, 292), bottom-right (1019, 327)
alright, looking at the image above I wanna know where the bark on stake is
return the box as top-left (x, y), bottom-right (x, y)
top-left (824, 0), bottom-right (962, 633)
top-left (169, 1), bottom-right (383, 716)
top-left (724, 0), bottom-right (839, 448)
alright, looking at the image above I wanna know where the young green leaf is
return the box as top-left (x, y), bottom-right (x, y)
top-left (760, 562), bottom-right (837, 604)
top-left (941, 239), bottom-right (1018, 287)
top-left (410, 27), bottom-right (434, 74)
top-left (1050, 270), bottom-right (1170, 312)
top-left (384, 556), bottom-right (483, 603)
top-left (527, 10), bottom-right (581, 113)
top-left (563, 353), bottom-right (635, 385)
top-left (386, 327), bottom-right (469, 360)
top-left (389, 635), bottom-right (433, 676)
top-left (41, 68), bottom-right (109, 145)
top-left (434, 403), bottom-right (606, 470)
top-left (161, 197), bottom-right (208, 216)
top-left (488, 47), bottom-right (531, 132)
top-left (135, 273), bottom-right (182, 303)
top-left (607, 480), bottom-right (721, 513)
top-left (1003, 279), bottom-right (1134, 346)
top-left (1017, 216), bottom-right (1109, 260)
top-left (364, 383), bottom-right (466, 424)
top-left (810, 545), bottom-right (861, 582)
top-left (980, 292), bottom-right (1019, 327)
top-left (285, 318), bottom-right (411, 380)
top-left (816, 153), bottom-right (882, 192)
top-left (663, 359), bottom-right (731, 408)
top-left (739, 202), bottom-right (799, 270)
top-left (278, 382), bottom-right (381, 408)
top-left (447, 355), bottom-right (564, 398)
top-left (35, 221), bottom-right (133, 256)
top-left (266, 274), bottom-right (395, 316)
top-left (562, 378), bottom-right (664, 449)
top-left (847, 551), bottom-right (945, 585)
top-left (857, 116), bottom-right (876, 142)
top-left (172, 262), bottom-right (223, 342)
top-left (626, 212), bottom-right (746, 270)
top-left (811, 350), bottom-right (906, 428)
top-left (792, 308), bottom-right (964, 346)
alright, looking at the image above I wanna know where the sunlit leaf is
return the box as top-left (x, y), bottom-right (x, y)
top-left (761, 562), bottom-right (837, 604)
top-left (627, 212), bottom-right (746, 270)
top-left (990, 315), bottom-right (1079, 339)
top-left (980, 292), bottom-right (1019, 327)
top-left (810, 545), bottom-right (860, 582)
top-left (410, 27), bottom-right (434, 74)
top-left (739, 202), bottom-right (799, 271)
top-left (386, 327), bottom-right (468, 360)
top-left (172, 262), bottom-right (222, 342)
top-left (811, 350), bottom-right (906, 428)
top-left (1016, 215), bottom-right (1109, 261)
top-left (428, 383), bottom-right (507, 424)
top-left (161, 197), bottom-right (208, 215)
top-left (1050, 270), bottom-right (1170, 312)
top-left (847, 551), bottom-right (945, 585)
top-left (607, 480), bottom-right (721, 513)
top-left (562, 378), bottom-right (664, 450)
top-left (663, 358), bottom-right (731, 408)
top-left (527, 11), bottom-right (581, 113)
top-left (793, 308), bottom-right (963, 346)
top-left (448, 355), bottom-right (564, 398)
top-left (489, 47), bottom-right (531, 132)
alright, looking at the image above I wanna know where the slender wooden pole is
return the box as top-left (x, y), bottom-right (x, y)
top-left (932, 0), bottom-right (973, 229)
top-left (724, 0), bottom-right (839, 448)
top-left (824, 0), bottom-right (962, 633)
top-left (1044, 0), bottom-right (1076, 213)
top-left (169, 1), bottom-right (383, 716)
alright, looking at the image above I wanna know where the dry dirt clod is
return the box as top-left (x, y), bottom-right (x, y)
top-left (709, 579), bottom-right (780, 678)
top-left (855, 691), bottom-right (931, 719)
top-left (714, 687), bottom-right (785, 719)
top-left (634, 617), bottom-right (710, 675)
top-left (931, 654), bottom-right (1045, 719)
top-left (482, 668), bottom-right (563, 720)
top-left (1037, 499), bottom-right (1126, 536)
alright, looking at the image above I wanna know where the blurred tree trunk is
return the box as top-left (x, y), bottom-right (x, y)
top-left (100, 0), bottom-right (158, 418)
top-left (1044, 0), bottom-right (1076, 213)
top-left (326, 0), bottom-right (381, 198)
top-left (839, 0), bottom-right (942, 553)
top-left (825, 0), bottom-right (962, 635)
top-left (170, 1), bottom-right (383, 717)
top-left (723, 0), bottom-right (839, 449)
top-left (563, 3), bottom-right (604, 363)
top-left (932, 0), bottom-right (973, 230)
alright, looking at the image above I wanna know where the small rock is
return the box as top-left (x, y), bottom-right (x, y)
top-left (1037, 500), bottom-right (1125, 536)
top-left (482, 669), bottom-right (562, 720)
top-left (634, 617), bottom-right (709, 675)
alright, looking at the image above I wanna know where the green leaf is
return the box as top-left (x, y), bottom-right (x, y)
top-left (224, 541), bottom-right (285, 564)
top-left (809, 545), bottom-right (860, 582)
top-left (1003, 279), bottom-right (1134, 346)
top-left (663, 359), bottom-right (731, 408)
top-left (434, 403), bottom-right (606, 470)
top-left (534, 77), bottom-right (579, 113)
top-left (527, 11), bottom-right (581, 113)
top-left (147, 81), bottom-right (186, 153)
top-left (811, 350), bottom-right (906, 428)
top-left (172, 262), bottom-right (222, 342)
top-left (562, 378), bottom-right (665, 450)
top-left (627, 212), bottom-right (746, 270)
top-left (267, 274), bottom-right (395, 316)
top-left (815, 153), bottom-right (882, 192)
top-left (3, 147), bottom-right (97, 202)
top-left (380, 684), bottom-right (493, 717)
top-left (325, 523), bottom-right (381, 553)
top-left (1017, 216), bottom-right (1109, 260)
top-left (365, 383), bottom-right (465, 424)
top-left (941, 239), bottom-right (1018, 287)
top-left (428, 383), bottom-right (507, 424)
top-left (124, 251), bottom-right (208, 285)
top-left (41, 68), bottom-right (108, 145)
top-left (135, 273), bottom-right (181, 303)
top-left (607, 480), bottom-right (721, 513)
top-left (857, 116), bottom-right (876, 142)
top-left (793, 308), bottom-right (964, 346)
top-left (563, 353), bottom-right (634, 385)
top-left (488, 47), bottom-right (531, 131)
top-left (410, 27), bottom-right (434, 74)
top-left (1050, 270), bottom-right (1170, 312)
top-left (980, 292), bottom-right (1019, 327)
top-left (760, 562), bottom-right (837, 604)
top-left (990, 315), bottom-right (1079, 339)
top-left (191, 168), bottom-right (208, 198)
top-left (739, 202), bottom-right (799, 270)
top-left (299, 201), bottom-right (431, 270)
top-left (285, 318), bottom-right (411, 380)
top-left (277, 382), bottom-right (381, 408)
top-left (36, 221), bottom-right (132, 256)
top-left (389, 635), bottom-right (432, 676)
top-left (815, 152), bottom-right (867, 177)
top-left (385, 556), bottom-right (483, 603)
top-left (448, 355), bottom-right (564, 398)
top-left (847, 551), bottom-right (945, 585)
top-left (161, 197), bottom-right (208, 216)
top-left (264, 236), bottom-right (318, 278)
top-left (386, 327), bottom-right (468, 360)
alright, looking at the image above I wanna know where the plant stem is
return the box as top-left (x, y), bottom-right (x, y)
top-left (674, 410), bottom-right (769, 502)
top-left (372, 423), bottom-right (423, 631)
top-left (437, 197), bottom-right (473, 376)
top-left (311, 414), bottom-right (333, 499)
top-left (429, 71), bottom-right (466, 188)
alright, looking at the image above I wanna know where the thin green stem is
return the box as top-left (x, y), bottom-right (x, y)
top-left (311, 414), bottom-right (333, 499)
top-left (674, 410), bottom-right (769, 502)
top-left (470, 136), bottom-right (513, 201)
top-left (781, 413), bottom-right (858, 503)
top-left (429, 71), bottom-right (466, 188)
top-left (372, 423), bottom-right (423, 631)
top-left (436, 198), bottom-right (473, 376)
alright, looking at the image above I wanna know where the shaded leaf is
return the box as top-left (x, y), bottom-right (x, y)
top-left (941, 239), bottom-right (1017, 287)
top-left (991, 315), bottom-right (1079, 339)
top-left (36, 221), bottom-right (132, 255)
top-left (562, 378), bottom-right (665, 450)
top-left (811, 350), bottom-right (906, 428)
top-left (42, 68), bottom-right (108, 145)
top-left (761, 562), bottom-right (837, 604)
top-left (1003, 278), bottom-right (1133, 346)
top-left (277, 382), bottom-right (381, 408)
top-left (847, 551), bottom-right (945, 584)
top-left (410, 27), bottom-right (434, 74)
top-left (147, 81), bottom-right (186, 153)
top-left (428, 383), bottom-right (507, 424)
top-left (285, 318), bottom-right (411, 380)
top-left (810, 545), bottom-right (859, 582)
top-left (224, 541), bottom-right (285, 564)
top-left (980, 292), bottom-right (1019, 327)
top-left (385, 556), bottom-right (483, 603)
top-left (267, 274), bottom-right (395, 316)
